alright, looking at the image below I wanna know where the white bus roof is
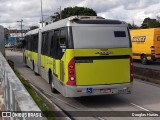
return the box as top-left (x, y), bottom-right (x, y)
top-left (25, 28), bottom-right (40, 36)
top-left (41, 16), bottom-right (128, 32)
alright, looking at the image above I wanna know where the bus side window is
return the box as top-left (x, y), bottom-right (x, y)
top-left (59, 28), bottom-right (67, 51)
top-left (45, 33), bottom-right (49, 56)
top-left (28, 36), bottom-right (31, 51)
top-left (53, 28), bottom-right (67, 59)
top-left (41, 34), bottom-right (45, 54)
top-left (27, 36), bottom-right (30, 50)
top-left (31, 36), bottom-right (33, 51)
top-left (35, 35), bottom-right (38, 52)
top-left (26, 37), bottom-right (28, 50)
top-left (31, 35), bottom-right (34, 52)
top-left (32, 35), bottom-right (38, 52)
top-left (24, 37), bottom-right (27, 49)
top-left (54, 30), bottom-right (60, 59)
top-left (49, 31), bottom-right (54, 57)
top-left (41, 32), bottom-right (49, 55)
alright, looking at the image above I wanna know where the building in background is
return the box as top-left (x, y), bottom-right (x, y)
top-left (0, 25), bottom-right (5, 56)
top-left (4, 29), bottom-right (28, 46)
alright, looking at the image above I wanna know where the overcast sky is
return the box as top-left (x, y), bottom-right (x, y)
top-left (0, 0), bottom-right (160, 29)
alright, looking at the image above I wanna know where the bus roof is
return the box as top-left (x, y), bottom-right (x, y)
top-left (25, 28), bottom-right (40, 36)
top-left (41, 16), bottom-right (128, 32)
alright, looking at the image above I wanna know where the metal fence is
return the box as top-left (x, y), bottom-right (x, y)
top-left (0, 52), bottom-right (46, 120)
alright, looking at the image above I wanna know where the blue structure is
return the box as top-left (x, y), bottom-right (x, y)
top-left (4, 37), bottom-right (16, 45)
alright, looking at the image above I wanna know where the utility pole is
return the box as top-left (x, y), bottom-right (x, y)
top-left (41, 0), bottom-right (43, 27)
top-left (8, 26), bottom-right (11, 44)
top-left (17, 19), bottom-right (23, 38)
top-left (59, 6), bottom-right (62, 20)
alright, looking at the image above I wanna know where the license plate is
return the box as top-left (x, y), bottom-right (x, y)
top-left (100, 89), bottom-right (111, 93)
top-left (118, 89), bottom-right (130, 94)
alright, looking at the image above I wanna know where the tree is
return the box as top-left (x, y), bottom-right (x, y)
top-left (61, 6), bottom-right (97, 19)
top-left (128, 23), bottom-right (139, 29)
top-left (157, 16), bottom-right (160, 22)
top-left (141, 17), bottom-right (160, 28)
top-left (30, 26), bottom-right (39, 30)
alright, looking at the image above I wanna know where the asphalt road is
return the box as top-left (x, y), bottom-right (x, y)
top-left (6, 50), bottom-right (160, 120)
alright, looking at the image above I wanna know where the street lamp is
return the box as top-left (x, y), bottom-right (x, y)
top-left (41, 0), bottom-right (43, 27)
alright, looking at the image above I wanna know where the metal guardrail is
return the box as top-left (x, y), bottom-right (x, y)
top-left (0, 52), bottom-right (46, 120)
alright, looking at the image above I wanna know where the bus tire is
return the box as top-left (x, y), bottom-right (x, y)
top-left (24, 57), bottom-right (27, 64)
top-left (49, 71), bottom-right (57, 93)
top-left (33, 61), bottom-right (38, 75)
top-left (141, 55), bottom-right (148, 65)
top-left (32, 61), bottom-right (34, 70)
top-left (25, 57), bottom-right (29, 68)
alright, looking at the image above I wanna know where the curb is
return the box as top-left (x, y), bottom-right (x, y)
top-left (134, 74), bottom-right (160, 85)
top-left (30, 84), bottom-right (71, 120)
top-left (133, 66), bottom-right (160, 85)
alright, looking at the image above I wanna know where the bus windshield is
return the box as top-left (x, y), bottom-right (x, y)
top-left (72, 26), bottom-right (130, 49)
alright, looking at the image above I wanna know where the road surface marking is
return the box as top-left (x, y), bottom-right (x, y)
top-left (130, 103), bottom-right (150, 111)
top-left (95, 117), bottom-right (106, 120)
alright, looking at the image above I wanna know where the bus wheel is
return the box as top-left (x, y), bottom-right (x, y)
top-left (33, 61), bottom-right (38, 75)
top-left (32, 61), bottom-right (34, 70)
top-left (49, 72), bottom-right (57, 93)
top-left (24, 57), bottom-right (27, 64)
top-left (141, 55), bottom-right (148, 65)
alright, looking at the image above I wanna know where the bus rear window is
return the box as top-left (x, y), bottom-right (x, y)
top-left (72, 26), bottom-right (130, 49)
top-left (114, 31), bottom-right (126, 37)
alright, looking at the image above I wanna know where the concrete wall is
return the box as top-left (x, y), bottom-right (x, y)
top-left (0, 52), bottom-right (46, 120)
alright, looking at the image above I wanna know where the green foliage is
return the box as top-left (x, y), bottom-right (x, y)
top-left (61, 6), bottom-right (97, 19)
top-left (128, 23), bottom-right (139, 29)
top-left (14, 70), bottom-right (55, 120)
top-left (141, 17), bottom-right (160, 28)
top-left (30, 26), bottom-right (39, 30)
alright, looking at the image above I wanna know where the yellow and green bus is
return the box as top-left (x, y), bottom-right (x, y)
top-left (24, 16), bottom-right (133, 97)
